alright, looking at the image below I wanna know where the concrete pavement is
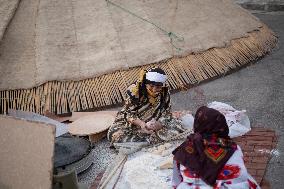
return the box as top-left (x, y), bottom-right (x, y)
top-left (235, 0), bottom-right (284, 11)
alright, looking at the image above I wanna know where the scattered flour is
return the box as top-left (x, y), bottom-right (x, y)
top-left (257, 149), bottom-right (280, 157)
top-left (115, 148), bottom-right (176, 189)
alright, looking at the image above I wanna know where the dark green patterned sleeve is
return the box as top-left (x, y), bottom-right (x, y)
top-left (159, 91), bottom-right (173, 120)
top-left (120, 83), bottom-right (140, 121)
top-left (158, 92), bottom-right (185, 132)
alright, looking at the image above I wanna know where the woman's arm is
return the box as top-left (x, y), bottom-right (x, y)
top-left (123, 84), bottom-right (153, 133)
top-left (172, 160), bottom-right (183, 188)
top-left (158, 91), bottom-right (174, 125)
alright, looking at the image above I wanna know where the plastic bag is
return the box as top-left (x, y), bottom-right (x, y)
top-left (180, 114), bottom-right (194, 130)
top-left (208, 101), bottom-right (251, 138)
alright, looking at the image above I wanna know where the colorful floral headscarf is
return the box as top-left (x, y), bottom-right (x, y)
top-left (172, 106), bottom-right (237, 186)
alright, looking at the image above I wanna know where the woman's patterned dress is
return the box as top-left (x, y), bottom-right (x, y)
top-left (107, 83), bottom-right (185, 144)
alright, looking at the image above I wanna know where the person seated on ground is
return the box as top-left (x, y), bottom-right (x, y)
top-left (172, 106), bottom-right (260, 189)
top-left (107, 67), bottom-right (186, 146)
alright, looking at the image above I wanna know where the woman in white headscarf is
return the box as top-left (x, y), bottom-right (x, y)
top-left (107, 68), bottom-right (185, 145)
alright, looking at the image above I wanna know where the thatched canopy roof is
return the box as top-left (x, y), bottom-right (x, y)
top-left (0, 0), bottom-right (19, 40)
top-left (0, 0), bottom-right (277, 114)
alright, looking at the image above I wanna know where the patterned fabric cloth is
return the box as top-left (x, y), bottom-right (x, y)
top-left (172, 146), bottom-right (260, 189)
top-left (107, 82), bottom-right (185, 144)
top-left (172, 106), bottom-right (237, 186)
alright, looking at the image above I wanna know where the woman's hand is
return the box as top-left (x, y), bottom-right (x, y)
top-left (128, 118), bottom-right (154, 134)
top-left (146, 119), bottom-right (163, 131)
top-left (172, 110), bottom-right (192, 119)
top-left (139, 121), bottom-right (154, 134)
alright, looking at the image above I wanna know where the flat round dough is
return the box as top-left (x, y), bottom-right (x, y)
top-left (68, 114), bottom-right (115, 136)
top-left (69, 111), bottom-right (117, 122)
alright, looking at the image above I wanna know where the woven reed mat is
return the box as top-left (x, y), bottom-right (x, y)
top-left (0, 0), bottom-right (19, 40)
top-left (0, 0), bottom-right (277, 114)
top-left (90, 127), bottom-right (277, 189)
